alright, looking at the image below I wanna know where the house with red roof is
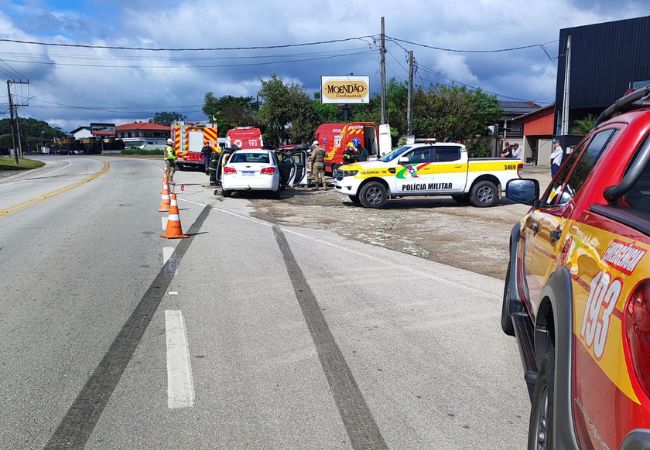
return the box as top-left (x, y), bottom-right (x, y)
top-left (116, 122), bottom-right (170, 149)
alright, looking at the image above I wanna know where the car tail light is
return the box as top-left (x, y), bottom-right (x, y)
top-left (260, 167), bottom-right (276, 175)
top-left (517, 163), bottom-right (524, 178)
top-left (223, 166), bottom-right (236, 174)
top-left (624, 280), bottom-right (650, 398)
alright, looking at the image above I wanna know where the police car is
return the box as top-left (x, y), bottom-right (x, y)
top-left (333, 142), bottom-right (522, 208)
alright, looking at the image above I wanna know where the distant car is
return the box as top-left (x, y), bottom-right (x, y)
top-left (221, 149), bottom-right (283, 198)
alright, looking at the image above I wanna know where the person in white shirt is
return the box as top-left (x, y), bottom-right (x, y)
top-left (511, 143), bottom-right (523, 161)
top-left (550, 139), bottom-right (564, 177)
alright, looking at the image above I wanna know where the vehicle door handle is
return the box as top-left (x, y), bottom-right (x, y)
top-left (454, 165), bottom-right (463, 168)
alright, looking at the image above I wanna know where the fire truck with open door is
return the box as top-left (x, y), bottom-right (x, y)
top-left (314, 122), bottom-right (380, 175)
top-left (171, 121), bottom-right (218, 170)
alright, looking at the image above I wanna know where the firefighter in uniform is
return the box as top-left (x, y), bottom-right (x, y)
top-left (309, 140), bottom-right (326, 190)
top-left (164, 138), bottom-right (176, 183)
top-left (343, 142), bottom-right (358, 164)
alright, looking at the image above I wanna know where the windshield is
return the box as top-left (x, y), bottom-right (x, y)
top-left (380, 145), bottom-right (411, 162)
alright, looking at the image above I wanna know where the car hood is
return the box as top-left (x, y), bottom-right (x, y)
top-left (339, 161), bottom-right (390, 171)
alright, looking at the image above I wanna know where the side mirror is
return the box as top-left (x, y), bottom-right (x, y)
top-left (398, 157), bottom-right (410, 163)
top-left (506, 179), bottom-right (539, 205)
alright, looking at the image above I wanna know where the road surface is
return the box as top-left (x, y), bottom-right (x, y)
top-left (0, 156), bottom-right (529, 449)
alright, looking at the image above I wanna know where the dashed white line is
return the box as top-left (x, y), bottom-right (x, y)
top-left (165, 310), bottom-right (195, 409)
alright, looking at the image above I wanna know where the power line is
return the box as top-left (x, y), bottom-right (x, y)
top-left (0, 35), bottom-right (378, 52)
top-left (0, 46), bottom-right (371, 61)
top-left (0, 50), bottom-right (377, 69)
top-left (387, 36), bottom-right (558, 55)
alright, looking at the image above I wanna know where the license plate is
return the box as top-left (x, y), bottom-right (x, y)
top-left (242, 170), bottom-right (255, 176)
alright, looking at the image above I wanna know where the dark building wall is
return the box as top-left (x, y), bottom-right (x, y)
top-left (555, 15), bottom-right (650, 131)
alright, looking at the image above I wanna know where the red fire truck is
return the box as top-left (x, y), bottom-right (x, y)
top-left (171, 121), bottom-right (218, 170)
top-left (225, 127), bottom-right (263, 149)
top-left (313, 122), bottom-right (380, 174)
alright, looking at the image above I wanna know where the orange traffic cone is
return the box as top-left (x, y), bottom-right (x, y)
top-left (158, 183), bottom-right (171, 212)
top-left (161, 193), bottom-right (188, 239)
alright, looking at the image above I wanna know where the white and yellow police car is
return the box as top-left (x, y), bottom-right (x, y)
top-left (333, 143), bottom-right (522, 208)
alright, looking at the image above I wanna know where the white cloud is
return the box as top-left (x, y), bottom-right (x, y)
top-left (0, 0), bottom-right (646, 129)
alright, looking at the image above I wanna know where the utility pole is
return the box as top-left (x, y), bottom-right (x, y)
top-left (7, 80), bottom-right (18, 165)
top-left (6, 79), bottom-right (29, 163)
top-left (380, 17), bottom-right (387, 125)
top-left (407, 50), bottom-right (414, 135)
top-left (560, 35), bottom-right (572, 136)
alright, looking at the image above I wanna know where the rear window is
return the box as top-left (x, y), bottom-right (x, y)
top-left (434, 146), bottom-right (461, 162)
top-left (230, 152), bottom-right (269, 164)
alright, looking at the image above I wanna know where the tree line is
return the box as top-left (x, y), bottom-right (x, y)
top-left (202, 76), bottom-right (504, 156)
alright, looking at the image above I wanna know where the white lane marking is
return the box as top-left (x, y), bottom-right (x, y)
top-left (168, 291), bottom-right (179, 295)
top-left (165, 310), bottom-right (195, 409)
top-left (161, 216), bottom-right (168, 231)
top-left (163, 247), bottom-right (174, 265)
top-left (209, 205), bottom-right (499, 299)
top-left (177, 198), bottom-right (208, 207)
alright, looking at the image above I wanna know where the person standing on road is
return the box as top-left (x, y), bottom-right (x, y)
top-left (354, 137), bottom-right (369, 162)
top-left (550, 139), bottom-right (564, 177)
top-left (164, 138), bottom-right (176, 183)
top-left (307, 140), bottom-right (318, 178)
top-left (201, 142), bottom-right (213, 174)
top-left (309, 140), bottom-right (326, 190)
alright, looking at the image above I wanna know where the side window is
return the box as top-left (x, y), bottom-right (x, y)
top-left (625, 150), bottom-right (650, 215)
top-left (404, 147), bottom-right (433, 164)
top-left (544, 129), bottom-right (616, 206)
top-left (434, 146), bottom-right (461, 162)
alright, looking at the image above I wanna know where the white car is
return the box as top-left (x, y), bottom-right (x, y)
top-left (221, 149), bottom-right (282, 197)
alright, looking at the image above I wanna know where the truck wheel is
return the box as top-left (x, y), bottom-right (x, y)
top-left (359, 181), bottom-right (387, 208)
top-left (222, 189), bottom-right (232, 198)
top-left (452, 193), bottom-right (471, 204)
top-left (470, 180), bottom-right (499, 207)
top-left (501, 265), bottom-right (515, 336)
top-left (348, 194), bottom-right (361, 205)
top-left (528, 350), bottom-right (555, 450)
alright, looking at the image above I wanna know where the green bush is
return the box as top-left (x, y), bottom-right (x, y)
top-left (121, 147), bottom-right (164, 155)
top-left (465, 138), bottom-right (493, 158)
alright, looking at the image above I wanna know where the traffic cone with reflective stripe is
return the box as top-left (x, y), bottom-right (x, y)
top-left (160, 193), bottom-right (188, 239)
top-left (158, 182), bottom-right (171, 212)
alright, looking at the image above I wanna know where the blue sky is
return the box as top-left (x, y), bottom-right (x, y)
top-left (0, 0), bottom-right (647, 130)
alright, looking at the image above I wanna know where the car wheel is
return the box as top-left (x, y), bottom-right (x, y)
top-left (348, 194), bottom-right (361, 205)
top-left (501, 265), bottom-right (515, 336)
top-left (528, 350), bottom-right (555, 450)
top-left (222, 189), bottom-right (232, 197)
top-left (452, 193), bottom-right (471, 204)
top-left (272, 186), bottom-right (282, 199)
top-left (359, 181), bottom-right (387, 208)
top-left (470, 180), bottom-right (499, 207)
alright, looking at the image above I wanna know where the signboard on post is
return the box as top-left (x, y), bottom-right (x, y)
top-left (90, 123), bottom-right (116, 137)
top-left (321, 76), bottom-right (370, 104)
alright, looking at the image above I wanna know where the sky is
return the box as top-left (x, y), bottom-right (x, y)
top-left (0, 0), bottom-right (647, 131)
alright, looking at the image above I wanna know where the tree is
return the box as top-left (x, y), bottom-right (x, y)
top-left (202, 94), bottom-right (258, 134)
top-left (0, 117), bottom-right (68, 151)
top-left (151, 111), bottom-right (187, 126)
top-left (413, 84), bottom-right (503, 148)
top-left (571, 114), bottom-right (596, 136)
top-left (312, 92), bottom-right (341, 124)
top-left (257, 75), bottom-right (318, 146)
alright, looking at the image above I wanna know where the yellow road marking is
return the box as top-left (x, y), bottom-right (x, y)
top-left (0, 160), bottom-right (110, 217)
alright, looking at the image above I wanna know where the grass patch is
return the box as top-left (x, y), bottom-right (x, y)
top-left (0, 156), bottom-right (45, 171)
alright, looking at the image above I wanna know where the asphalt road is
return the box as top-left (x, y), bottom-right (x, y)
top-left (0, 157), bottom-right (529, 449)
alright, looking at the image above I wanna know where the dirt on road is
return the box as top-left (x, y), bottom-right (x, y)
top-left (247, 168), bottom-right (552, 280)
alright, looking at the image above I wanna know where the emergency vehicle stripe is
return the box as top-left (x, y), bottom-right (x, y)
top-left (174, 126), bottom-right (181, 153)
